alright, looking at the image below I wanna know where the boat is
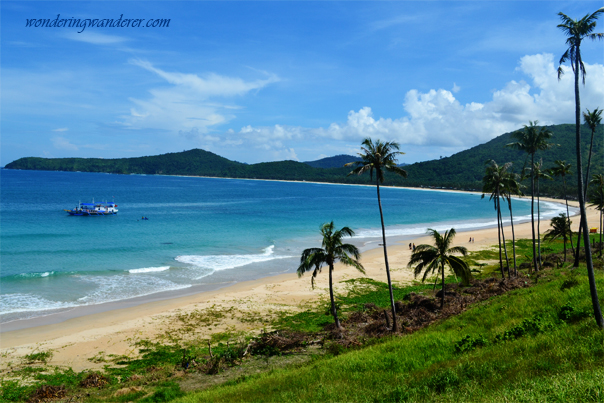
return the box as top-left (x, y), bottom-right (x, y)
top-left (65, 201), bottom-right (118, 216)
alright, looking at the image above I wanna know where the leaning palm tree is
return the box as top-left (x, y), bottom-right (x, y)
top-left (557, 7), bottom-right (604, 328)
top-left (502, 170), bottom-right (524, 276)
top-left (549, 160), bottom-right (574, 252)
top-left (589, 174), bottom-right (604, 258)
top-left (544, 213), bottom-right (573, 262)
top-left (575, 108), bottom-right (604, 263)
top-left (507, 121), bottom-right (554, 272)
top-left (407, 228), bottom-right (471, 309)
top-left (298, 222), bottom-right (365, 329)
top-left (346, 138), bottom-right (407, 331)
top-left (482, 160), bottom-right (512, 278)
top-left (533, 161), bottom-right (552, 269)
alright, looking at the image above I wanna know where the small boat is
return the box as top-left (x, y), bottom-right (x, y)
top-left (65, 201), bottom-right (118, 216)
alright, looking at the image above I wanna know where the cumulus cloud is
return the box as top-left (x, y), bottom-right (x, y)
top-left (122, 60), bottom-right (279, 134)
top-left (233, 53), bottom-right (603, 151)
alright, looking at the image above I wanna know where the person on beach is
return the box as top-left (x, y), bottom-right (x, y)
top-left (409, 243), bottom-right (412, 250)
top-left (412, 243), bottom-right (416, 251)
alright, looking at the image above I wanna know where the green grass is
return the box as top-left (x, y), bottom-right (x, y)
top-left (174, 266), bottom-right (604, 402)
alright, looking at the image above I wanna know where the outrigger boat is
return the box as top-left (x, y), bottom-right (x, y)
top-left (65, 201), bottom-right (118, 216)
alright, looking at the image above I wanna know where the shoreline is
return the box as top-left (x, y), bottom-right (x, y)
top-left (1, 194), bottom-right (572, 332)
top-left (1, 198), bottom-right (599, 373)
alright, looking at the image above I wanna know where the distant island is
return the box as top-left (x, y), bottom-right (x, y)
top-left (5, 124), bottom-right (602, 197)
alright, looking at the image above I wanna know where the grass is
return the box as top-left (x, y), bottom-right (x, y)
top-left (174, 263), bottom-right (604, 402)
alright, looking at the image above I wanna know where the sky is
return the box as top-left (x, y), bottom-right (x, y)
top-left (2, 1), bottom-right (603, 167)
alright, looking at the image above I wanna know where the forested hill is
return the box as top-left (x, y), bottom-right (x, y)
top-left (5, 123), bottom-right (602, 197)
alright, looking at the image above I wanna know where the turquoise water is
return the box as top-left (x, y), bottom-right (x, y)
top-left (0, 170), bottom-right (566, 323)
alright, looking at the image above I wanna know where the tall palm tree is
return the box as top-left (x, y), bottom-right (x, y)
top-left (407, 228), bottom-right (471, 309)
top-left (575, 108), bottom-right (604, 264)
top-left (549, 160), bottom-right (574, 252)
top-left (589, 174), bottom-right (604, 258)
top-left (298, 222), bottom-right (365, 329)
top-left (507, 121), bottom-right (554, 272)
top-left (533, 161), bottom-right (552, 269)
top-left (557, 7), bottom-right (604, 328)
top-left (544, 213), bottom-right (573, 262)
top-left (503, 171), bottom-right (524, 276)
top-left (346, 138), bottom-right (407, 331)
top-left (482, 160), bottom-right (512, 278)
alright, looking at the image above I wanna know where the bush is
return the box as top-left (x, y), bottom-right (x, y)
top-left (454, 334), bottom-right (488, 353)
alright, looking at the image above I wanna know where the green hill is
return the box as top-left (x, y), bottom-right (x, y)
top-left (5, 123), bottom-right (602, 197)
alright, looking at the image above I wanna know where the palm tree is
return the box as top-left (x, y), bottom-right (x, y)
top-left (544, 214), bottom-right (573, 262)
top-left (575, 108), bottom-right (604, 263)
top-left (482, 160), bottom-right (512, 278)
top-left (502, 171), bottom-right (524, 276)
top-left (533, 161), bottom-right (552, 269)
top-left (589, 174), bottom-right (604, 258)
top-left (557, 8), bottom-right (604, 328)
top-left (407, 228), bottom-right (471, 309)
top-left (507, 121), bottom-right (554, 272)
top-left (549, 160), bottom-right (574, 252)
top-left (346, 138), bottom-right (407, 331)
top-left (298, 222), bottom-right (365, 329)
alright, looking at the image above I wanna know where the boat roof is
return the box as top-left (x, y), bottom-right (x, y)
top-left (80, 202), bottom-right (116, 206)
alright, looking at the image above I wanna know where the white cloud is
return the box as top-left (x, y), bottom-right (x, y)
top-left (232, 53), bottom-right (603, 151)
top-left (52, 127), bottom-right (69, 132)
top-left (52, 136), bottom-right (78, 151)
top-left (121, 60), bottom-right (279, 134)
top-left (63, 32), bottom-right (128, 45)
top-left (452, 83), bottom-right (460, 93)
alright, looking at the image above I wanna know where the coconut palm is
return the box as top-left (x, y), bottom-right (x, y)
top-left (589, 174), bottom-right (604, 258)
top-left (502, 171), bottom-right (524, 276)
top-left (557, 8), bottom-right (603, 328)
top-left (533, 161), bottom-right (552, 269)
top-left (507, 121), bottom-right (554, 272)
top-left (482, 160), bottom-right (512, 278)
top-left (549, 160), bottom-right (574, 252)
top-left (346, 138), bottom-right (407, 331)
top-left (575, 108), bottom-right (604, 263)
top-left (298, 222), bottom-right (365, 329)
top-left (544, 214), bottom-right (573, 262)
top-left (407, 228), bottom-right (471, 309)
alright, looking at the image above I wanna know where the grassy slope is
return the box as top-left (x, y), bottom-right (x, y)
top-left (177, 269), bottom-right (604, 402)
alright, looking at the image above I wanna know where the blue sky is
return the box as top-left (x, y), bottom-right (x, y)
top-left (2, 1), bottom-right (603, 166)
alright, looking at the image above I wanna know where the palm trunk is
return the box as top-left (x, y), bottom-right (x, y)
top-left (537, 179), bottom-right (542, 269)
top-left (575, 215), bottom-right (583, 267)
top-left (508, 197), bottom-right (518, 276)
top-left (530, 154), bottom-right (538, 273)
top-left (563, 176), bottom-right (575, 252)
top-left (376, 179), bottom-right (398, 332)
top-left (496, 195), bottom-right (504, 278)
top-left (328, 263), bottom-right (340, 329)
top-left (441, 261), bottom-right (445, 309)
top-left (573, 52), bottom-right (603, 329)
top-left (600, 205), bottom-right (604, 257)
top-left (563, 234), bottom-right (567, 262)
top-left (498, 199), bottom-right (510, 278)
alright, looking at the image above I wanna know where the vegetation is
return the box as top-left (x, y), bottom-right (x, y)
top-left (557, 7), bottom-right (604, 328)
top-left (507, 121), bottom-right (555, 273)
top-left (407, 228), bottom-right (471, 308)
top-left (4, 124), bottom-right (603, 199)
top-left (297, 222), bottom-right (365, 329)
top-left (346, 138), bottom-right (408, 332)
top-left (544, 214), bottom-right (573, 262)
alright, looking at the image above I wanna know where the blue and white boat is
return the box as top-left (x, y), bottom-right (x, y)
top-left (65, 201), bottom-right (118, 216)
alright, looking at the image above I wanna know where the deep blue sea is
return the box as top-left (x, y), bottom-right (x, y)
top-left (0, 169), bottom-right (567, 324)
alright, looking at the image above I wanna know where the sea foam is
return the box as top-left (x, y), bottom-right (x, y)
top-left (176, 245), bottom-right (292, 276)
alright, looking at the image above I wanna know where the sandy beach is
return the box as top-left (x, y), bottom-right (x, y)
top-left (1, 197), bottom-right (600, 373)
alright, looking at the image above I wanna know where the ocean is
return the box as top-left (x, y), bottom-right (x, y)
top-left (0, 169), bottom-right (569, 325)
